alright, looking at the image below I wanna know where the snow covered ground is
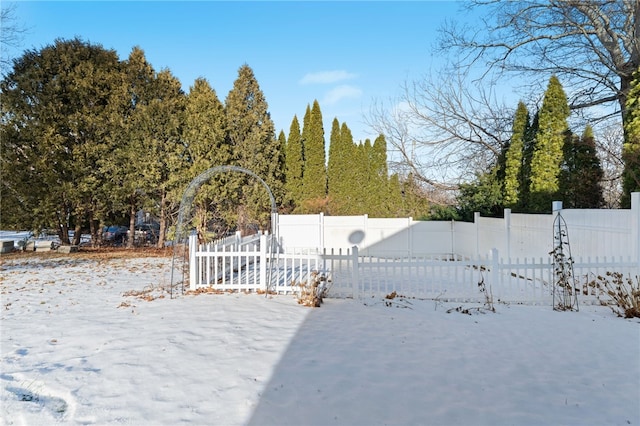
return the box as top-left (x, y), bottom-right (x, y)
top-left (1, 251), bottom-right (639, 425)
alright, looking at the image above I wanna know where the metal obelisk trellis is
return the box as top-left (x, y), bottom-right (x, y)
top-left (551, 210), bottom-right (579, 311)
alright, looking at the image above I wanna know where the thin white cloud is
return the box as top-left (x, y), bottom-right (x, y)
top-left (299, 70), bottom-right (358, 85)
top-left (323, 85), bottom-right (363, 105)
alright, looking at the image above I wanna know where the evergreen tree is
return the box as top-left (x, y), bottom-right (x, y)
top-left (225, 64), bottom-right (282, 232)
top-left (300, 100), bottom-right (327, 208)
top-left (401, 173), bottom-right (431, 219)
top-left (529, 76), bottom-right (570, 212)
top-left (386, 173), bottom-right (404, 217)
top-left (558, 126), bottom-right (604, 208)
top-left (368, 135), bottom-right (390, 217)
top-left (456, 168), bottom-right (504, 221)
top-left (504, 102), bottom-right (529, 208)
top-left (518, 111), bottom-right (539, 211)
top-left (124, 68), bottom-right (186, 247)
top-left (106, 46), bottom-right (160, 247)
top-left (276, 129), bottom-right (287, 208)
top-left (0, 38), bottom-right (125, 243)
top-left (183, 77), bottom-right (231, 241)
top-left (622, 66), bottom-right (640, 208)
top-left (328, 119), bottom-right (355, 214)
top-left (284, 115), bottom-right (304, 212)
top-left (351, 141), bottom-right (369, 215)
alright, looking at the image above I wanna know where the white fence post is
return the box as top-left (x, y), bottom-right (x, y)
top-left (632, 192), bottom-right (640, 275)
top-left (491, 248), bottom-right (499, 293)
top-left (189, 234), bottom-right (198, 291)
top-left (351, 245), bottom-right (359, 299)
top-left (474, 212), bottom-right (481, 258)
top-left (319, 212), bottom-right (325, 252)
top-left (504, 208), bottom-right (511, 261)
top-left (260, 233), bottom-right (267, 292)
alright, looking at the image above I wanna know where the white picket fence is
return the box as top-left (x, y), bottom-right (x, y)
top-left (188, 233), bottom-right (638, 305)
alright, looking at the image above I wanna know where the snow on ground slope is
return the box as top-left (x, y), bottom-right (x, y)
top-left (1, 251), bottom-right (638, 425)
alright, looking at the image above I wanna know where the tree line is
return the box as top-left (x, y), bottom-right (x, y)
top-left (369, 1), bottom-right (638, 211)
top-left (0, 38), bottom-right (429, 246)
top-left (453, 75), bottom-right (612, 220)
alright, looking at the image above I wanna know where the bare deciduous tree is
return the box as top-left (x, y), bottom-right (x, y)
top-left (597, 124), bottom-right (625, 207)
top-left (439, 0), bottom-right (638, 125)
top-left (369, 1), bottom-right (636, 203)
top-left (368, 71), bottom-right (513, 202)
top-left (1, 3), bottom-right (26, 73)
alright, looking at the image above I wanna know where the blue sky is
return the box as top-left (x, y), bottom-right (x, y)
top-left (7, 1), bottom-right (465, 143)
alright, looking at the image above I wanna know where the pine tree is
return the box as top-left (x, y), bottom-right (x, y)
top-left (183, 77), bottom-right (231, 241)
top-left (504, 102), bottom-right (529, 208)
top-left (0, 38), bottom-right (125, 243)
top-left (284, 115), bottom-right (304, 212)
top-left (300, 100), bottom-right (327, 209)
top-left (622, 66), bottom-right (640, 208)
top-left (125, 68), bottom-right (186, 247)
top-left (529, 76), bottom-right (570, 212)
top-left (558, 126), bottom-right (604, 208)
top-left (225, 64), bottom-right (282, 232)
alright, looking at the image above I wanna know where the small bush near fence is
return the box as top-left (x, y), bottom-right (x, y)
top-left (294, 271), bottom-right (329, 307)
top-left (588, 272), bottom-right (640, 318)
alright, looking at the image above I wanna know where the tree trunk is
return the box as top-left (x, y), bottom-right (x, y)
top-left (89, 214), bottom-right (100, 247)
top-left (157, 190), bottom-right (167, 249)
top-left (127, 197), bottom-right (136, 248)
top-left (72, 222), bottom-right (82, 246)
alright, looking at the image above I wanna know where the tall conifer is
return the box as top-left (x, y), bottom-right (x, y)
top-left (284, 115), bottom-right (304, 211)
top-left (622, 66), bottom-right (640, 207)
top-left (369, 135), bottom-right (390, 217)
top-left (504, 102), bottom-right (529, 208)
top-left (183, 78), bottom-right (230, 240)
top-left (327, 119), bottom-right (352, 214)
top-left (529, 76), bottom-right (570, 212)
top-left (225, 64), bottom-right (282, 231)
top-left (558, 125), bottom-right (604, 208)
top-left (301, 100), bottom-right (327, 206)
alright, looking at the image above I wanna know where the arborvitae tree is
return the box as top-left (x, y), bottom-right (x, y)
top-left (504, 101), bottom-right (529, 208)
top-left (284, 115), bottom-right (304, 212)
top-left (518, 111), bottom-right (539, 211)
top-left (276, 130), bottom-right (288, 209)
top-left (183, 77), bottom-right (231, 241)
top-left (622, 66), bottom-right (640, 208)
top-left (300, 100), bottom-right (327, 208)
top-left (368, 135), bottom-right (390, 217)
top-left (0, 38), bottom-right (125, 243)
top-left (386, 173), bottom-right (404, 217)
top-left (529, 76), bottom-right (570, 212)
top-left (327, 119), bottom-right (351, 214)
top-left (558, 126), bottom-right (604, 208)
top-left (401, 173), bottom-right (431, 219)
top-left (225, 64), bottom-right (282, 232)
top-left (359, 139), bottom-right (374, 214)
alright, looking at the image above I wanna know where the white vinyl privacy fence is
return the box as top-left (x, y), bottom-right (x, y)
top-left (189, 194), bottom-right (640, 305)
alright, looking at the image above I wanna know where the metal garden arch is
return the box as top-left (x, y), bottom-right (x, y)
top-left (169, 165), bottom-right (278, 297)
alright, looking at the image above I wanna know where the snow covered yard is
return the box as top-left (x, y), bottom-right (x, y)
top-left (1, 251), bottom-right (638, 425)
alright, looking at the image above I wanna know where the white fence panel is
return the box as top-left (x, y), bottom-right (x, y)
top-left (189, 193), bottom-right (639, 304)
top-left (277, 214), bottom-right (322, 249)
top-left (509, 213), bottom-right (554, 259)
top-left (561, 210), bottom-right (634, 259)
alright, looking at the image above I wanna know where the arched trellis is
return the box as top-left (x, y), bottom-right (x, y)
top-left (169, 165), bottom-right (278, 298)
